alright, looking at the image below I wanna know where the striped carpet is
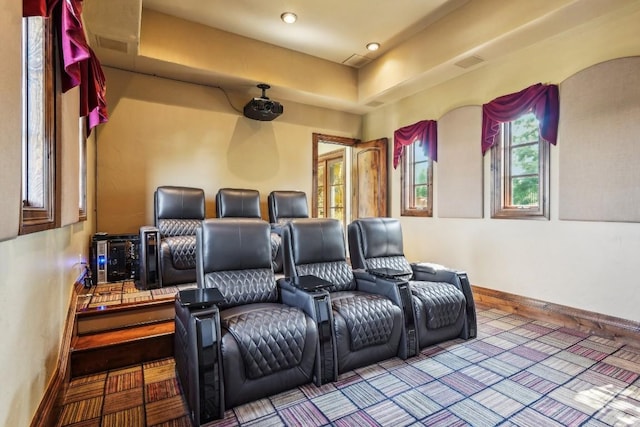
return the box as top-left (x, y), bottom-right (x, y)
top-left (57, 305), bottom-right (640, 426)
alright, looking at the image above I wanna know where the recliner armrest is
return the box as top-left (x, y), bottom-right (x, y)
top-left (411, 262), bottom-right (459, 283)
top-left (278, 277), bottom-right (337, 385)
top-left (278, 277), bottom-right (329, 319)
top-left (411, 263), bottom-right (478, 340)
top-left (173, 297), bottom-right (224, 423)
top-left (354, 269), bottom-right (402, 302)
top-left (354, 269), bottom-right (418, 359)
top-left (139, 226), bottom-right (161, 288)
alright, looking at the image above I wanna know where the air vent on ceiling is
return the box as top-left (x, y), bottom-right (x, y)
top-left (454, 55), bottom-right (484, 69)
top-left (95, 35), bottom-right (129, 53)
top-left (342, 54), bottom-right (372, 68)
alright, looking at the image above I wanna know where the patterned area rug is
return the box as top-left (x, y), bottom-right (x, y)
top-left (58, 306), bottom-right (640, 426)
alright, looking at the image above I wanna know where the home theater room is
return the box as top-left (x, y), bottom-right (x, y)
top-left (2, 0), bottom-right (640, 426)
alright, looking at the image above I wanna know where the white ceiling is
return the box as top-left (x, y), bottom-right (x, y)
top-left (142, 0), bottom-right (468, 67)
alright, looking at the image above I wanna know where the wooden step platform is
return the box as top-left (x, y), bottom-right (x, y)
top-left (76, 299), bottom-right (176, 335)
top-left (68, 281), bottom-right (191, 378)
top-left (70, 320), bottom-right (174, 377)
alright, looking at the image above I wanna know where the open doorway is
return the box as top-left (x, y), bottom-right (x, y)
top-left (312, 133), bottom-right (389, 229)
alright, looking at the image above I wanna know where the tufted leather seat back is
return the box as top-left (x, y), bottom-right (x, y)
top-left (197, 219), bottom-right (277, 309)
top-left (348, 217), bottom-right (405, 266)
top-left (153, 186), bottom-right (205, 286)
top-left (155, 186), bottom-right (205, 235)
top-left (283, 218), bottom-right (355, 292)
top-left (268, 191), bottom-right (309, 224)
top-left (215, 188), bottom-right (261, 218)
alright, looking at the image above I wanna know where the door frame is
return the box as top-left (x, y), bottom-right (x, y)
top-left (312, 133), bottom-right (359, 218)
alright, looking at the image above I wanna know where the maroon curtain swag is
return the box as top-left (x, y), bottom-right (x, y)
top-left (393, 120), bottom-right (437, 169)
top-left (481, 83), bottom-right (559, 155)
top-left (23, 0), bottom-right (59, 17)
top-left (23, 0), bottom-right (108, 132)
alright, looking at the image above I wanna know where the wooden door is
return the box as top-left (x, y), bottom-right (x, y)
top-left (351, 138), bottom-right (388, 219)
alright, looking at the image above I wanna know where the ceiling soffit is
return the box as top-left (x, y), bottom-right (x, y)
top-left (83, 0), bottom-right (640, 114)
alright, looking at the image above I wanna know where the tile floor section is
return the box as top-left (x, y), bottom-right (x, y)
top-left (57, 306), bottom-right (640, 426)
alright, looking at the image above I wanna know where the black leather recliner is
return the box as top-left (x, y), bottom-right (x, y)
top-left (215, 188), bottom-right (261, 218)
top-left (141, 186), bottom-right (205, 287)
top-left (176, 218), bottom-right (319, 411)
top-left (281, 218), bottom-right (406, 376)
top-left (348, 217), bottom-right (477, 352)
top-left (267, 191), bottom-right (309, 273)
top-left (268, 190), bottom-right (309, 224)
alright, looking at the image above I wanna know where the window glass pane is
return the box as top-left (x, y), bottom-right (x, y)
top-left (414, 185), bottom-right (429, 208)
top-left (511, 112), bottom-right (539, 145)
top-left (330, 185), bottom-right (343, 208)
top-left (413, 141), bottom-right (427, 162)
top-left (511, 144), bottom-right (539, 175)
top-left (328, 160), bottom-right (343, 185)
top-left (329, 207), bottom-right (343, 221)
top-left (511, 176), bottom-right (539, 206)
top-left (79, 119), bottom-right (87, 217)
top-left (414, 161), bottom-right (428, 185)
top-left (401, 139), bottom-right (432, 216)
top-left (24, 17), bottom-right (46, 208)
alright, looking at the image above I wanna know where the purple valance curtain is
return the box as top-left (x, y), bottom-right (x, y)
top-left (393, 120), bottom-right (437, 169)
top-left (482, 83), bottom-right (558, 155)
top-left (24, 0), bottom-right (108, 133)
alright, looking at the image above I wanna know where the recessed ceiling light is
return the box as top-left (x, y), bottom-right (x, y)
top-left (281, 12), bottom-right (297, 24)
top-left (366, 42), bottom-right (380, 52)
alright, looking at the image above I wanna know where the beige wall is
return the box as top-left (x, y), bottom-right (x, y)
top-left (96, 68), bottom-right (361, 232)
top-left (363, 5), bottom-right (640, 322)
top-left (0, 2), bottom-right (96, 425)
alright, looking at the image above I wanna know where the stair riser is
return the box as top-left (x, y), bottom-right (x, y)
top-left (70, 334), bottom-right (173, 377)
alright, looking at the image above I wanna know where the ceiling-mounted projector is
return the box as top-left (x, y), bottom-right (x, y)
top-left (243, 83), bottom-right (283, 121)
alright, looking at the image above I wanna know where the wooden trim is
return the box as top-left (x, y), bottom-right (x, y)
top-left (473, 285), bottom-right (640, 346)
top-left (311, 133), bottom-right (359, 218)
top-left (30, 279), bottom-right (83, 427)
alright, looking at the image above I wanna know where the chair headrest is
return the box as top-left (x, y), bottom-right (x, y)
top-left (352, 217), bottom-right (404, 258)
top-left (198, 218), bottom-right (272, 272)
top-left (288, 218), bottom-right (346, 265)
top-left (155, 186), bottom-right (205, 221)
top-left (215, 188), bottom-right (261, 218)
top-left (268, 191), bottom-right (309, 223)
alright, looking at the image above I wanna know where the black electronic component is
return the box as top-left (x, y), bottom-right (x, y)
top-left (90, 233), bottom-right (140, 284)
top-left (243, 83), bottom-right (283, 121)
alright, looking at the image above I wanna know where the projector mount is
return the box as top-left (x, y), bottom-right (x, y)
top-left (257, 83), bottom-right (270, 99)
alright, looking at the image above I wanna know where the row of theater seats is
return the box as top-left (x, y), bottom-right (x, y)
top-left (139, 186), bottom-right (309, 288)
top-left (173, 216), bottom-right (477, 424)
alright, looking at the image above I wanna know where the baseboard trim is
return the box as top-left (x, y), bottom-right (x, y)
top-left (472, 285), bottom-right (640, 346)
top-left (30, 280), bottom-right (82, 427)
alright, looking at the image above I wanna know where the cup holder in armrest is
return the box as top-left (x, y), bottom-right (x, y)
top-left (367, 267), bottom-right (407, 279)
top-left (178, 288), bottom-right (224, 309)
top-left (288, 275), bottom-right (333, 291)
